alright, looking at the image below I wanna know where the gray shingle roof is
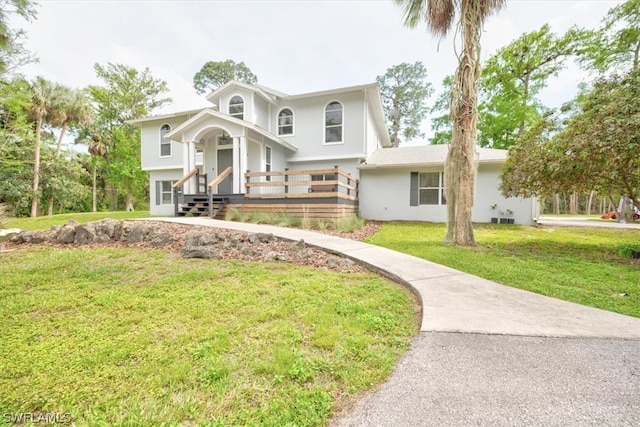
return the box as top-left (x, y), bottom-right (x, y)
top-left (361, 144), bottom-right (507, 168)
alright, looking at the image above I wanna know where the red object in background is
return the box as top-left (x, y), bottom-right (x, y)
top-left (601, 211), bottom-right (640, 220)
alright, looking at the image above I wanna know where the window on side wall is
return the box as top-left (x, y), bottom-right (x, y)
top-left (265, 146), bottom-right (272, 182)
top-left (410, 172), bottom-right (446, 206)
top-left (229, 95), bottom-right (244, 119)
top-left (156, 180), bottom-right (175, 205)
top-left (160, 124), bottom-right (171, 157)
top-left (277, 108), bottom-right (294, 136)
top-left (324, 101), bottom-right (343, 143)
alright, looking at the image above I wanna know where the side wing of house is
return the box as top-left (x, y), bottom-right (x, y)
top-left (359, 146), bottom-right (537, 225)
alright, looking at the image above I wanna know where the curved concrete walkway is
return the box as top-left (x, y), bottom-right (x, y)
top-left (154, 217), bottom-right (640, 426)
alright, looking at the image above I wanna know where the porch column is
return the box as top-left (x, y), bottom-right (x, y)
top-left (232, 137), bottom-right (240, 193)
top-left (186, 140), bottom-right (196, 194)
top-left (239, 136), bottom-right (248, 194)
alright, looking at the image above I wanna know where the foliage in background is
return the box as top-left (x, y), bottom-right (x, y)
top-left (82, 63), bottom-right (171, 212)
top-left (478, 24), bottom-right (578, 149)
top-left (0, 0), bottom-right (37, 74)
top-left (366, 222), bottom-right (640, 318)
top-left (193, 59), bottom-right (258, 95)
top-left (376, 61), bottom-right (433, 146)
top-left (577, 0), bottom-right (640, 74)
top-left (501, 69), bottom-right (640, 212)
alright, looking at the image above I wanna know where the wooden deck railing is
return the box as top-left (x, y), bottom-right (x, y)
top-left (244, 167), bottom-right (359, 201)
top-left (208, 166), bottom-right (233, 217)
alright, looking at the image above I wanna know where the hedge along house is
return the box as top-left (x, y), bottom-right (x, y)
top-left (358, 145), bottom-right (539, 225)
top-left (131, 81), bottom-right (537, 224)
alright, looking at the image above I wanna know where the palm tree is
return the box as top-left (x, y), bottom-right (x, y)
top-left (395, 0), bottom-right (506, 245)
top-left (47, 87), bottom-right (93, 215)
top-left (27, 77), bottom-right (60, 217)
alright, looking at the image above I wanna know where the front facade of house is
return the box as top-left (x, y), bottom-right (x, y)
top-left (132, 81), bottom-right (537, 225)
top-left (131, 81), bottom-right (388, 216)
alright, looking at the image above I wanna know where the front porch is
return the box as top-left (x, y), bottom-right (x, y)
top-left (172, 167), bottom-right (359, 219)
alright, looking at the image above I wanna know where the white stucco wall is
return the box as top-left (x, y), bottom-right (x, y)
top-left (149, 169), bottom-right (184, 216)
top-left (140, 117), bottom-right (187, 170)
top-left (359, 164), bottom-right (536, 225)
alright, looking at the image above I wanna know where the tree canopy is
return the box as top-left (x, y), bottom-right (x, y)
top-left (501, 69), bottom-right (640, 211)
top-left (376, 62), bottom-right (433, 146)
top-left (193, 60), bottom-right (258, 95)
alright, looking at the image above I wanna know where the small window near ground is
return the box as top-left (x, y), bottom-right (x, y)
top-left (410, 172), bottom-right (446, 206)
top-left (160, 124), bottom-right (171, 157)
top-left (156, 180), bottom-right (175, 205)
top-left (419, 172), bottom-right (446, 205)
top-left (229, 95), bottom-right (244, 119)
top-left (278, 108), bottom-right (294, 135)
top-left (325, 101), bottom-right (343, 143)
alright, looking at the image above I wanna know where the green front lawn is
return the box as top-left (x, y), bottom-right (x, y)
top-left (0, 247), bottom-right (418, 426)
top-left (365, 222), bottom-right (640, 318)
top-left (5, 211), bottom-right (152, 231)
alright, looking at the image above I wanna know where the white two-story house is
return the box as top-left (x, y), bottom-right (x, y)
top-left (131, 81), bottom-right (537, 225)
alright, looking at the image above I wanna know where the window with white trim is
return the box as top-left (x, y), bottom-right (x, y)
top-left (229, 95), bottom-right (244, 119)
top-left (265, 146), bottom-right (272, 182)
top-left (277, 108), bottom-right (294, 135)
top-left (324, 101), bottom-right (343, 143)
top-left (410, 172), bottom-right (446, 206)
top-left (160, 124), bottom-right (171, 157)
top-left (156, 180), bottom-right (175, 205)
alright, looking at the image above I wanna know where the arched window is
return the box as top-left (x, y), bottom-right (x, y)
top-left (160, 124), bottom-right (171, 157)
top-left (324, 101), bottom-right (343, 143)
top-left (277, 108), bottom-right (294, 136)
top-left (229, 95), bottom-right (244, 119)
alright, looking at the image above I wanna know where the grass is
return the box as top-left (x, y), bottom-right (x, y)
top-left (365, 222), bottom-right (640, 318)
top-left (0, 247), bottom-right (418, 426)
top-left (6, 211), bottom-right (152, 231)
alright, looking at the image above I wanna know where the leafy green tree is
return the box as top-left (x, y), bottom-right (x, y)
top-left (376, 62), bottom-right (433, 146)
top-left (46, 87), bottom-right (93, 215)
top-left (0, 0), bottom-right (37, 75)
top-left (27, 77), bottom-right (68, 217)
top-left (193, 60), bottom-right (258, 95)
top-left (501, 70), bottom-right (640, 213)
top-left (577, 0), bottom-right (640, 73)
top-left (429, 75), bottom-right (453, 145)
top-left (395, 0), bottom-right (507, 246)
top-left (478, 24), bottom-right (577, 148)
top-left (86, 63), bottom-right (171, 211)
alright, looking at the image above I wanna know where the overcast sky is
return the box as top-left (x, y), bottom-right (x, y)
top-left (13, 0), bottom-right (623, 142)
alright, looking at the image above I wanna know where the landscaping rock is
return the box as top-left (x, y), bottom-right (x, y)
top-left (74, 223), bottom-right (97, 245)
top-left (180, 245), bottom-right (219, 259)
top-left (125, 223), bottom-right (150, 243)
top-left (56, 222), bottom-right (77, 244)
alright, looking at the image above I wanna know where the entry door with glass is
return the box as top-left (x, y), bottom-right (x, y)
top-left (216, 149), bottom-right (233, 194)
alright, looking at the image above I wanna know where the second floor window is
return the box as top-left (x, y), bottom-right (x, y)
top-left (160, 124), bottom-right (171, 157)
top-left (278, 108), bottom-right (294, 135)
top-left (229, 95), bottom-right (244, 119)
top-left (325, 101), bottom-right (343, 143)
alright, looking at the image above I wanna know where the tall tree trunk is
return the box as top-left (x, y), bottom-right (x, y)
top-left (518, 74), bottom-right (530, 137)
top-left (48, 124), bottom-right (69, 216)
top-left (445, 0), bottom-right (481, 246)
top-left (30, 115), bottom-right (43, 218)
top-left (125, 189), bottom-right (134, 212)
top-left (553, 194), bottom-right (560, 215)
top-left (586, 191), bottom-right (595, 216)
top-left (109, 184), bottom-right (118, 211)
top-left (569, 192), bottom-right (577, 215)
top-left (92, 163), bottom-right (97, 212)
